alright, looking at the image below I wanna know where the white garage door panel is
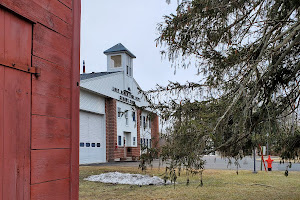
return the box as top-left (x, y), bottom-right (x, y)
top-left (80, 111), bottom-right (106, 164)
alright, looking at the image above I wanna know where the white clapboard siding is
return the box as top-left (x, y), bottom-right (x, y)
top-left (80, 89), bottom-right (105, 114)
top-left (80, 72), bottom-right (150, 108)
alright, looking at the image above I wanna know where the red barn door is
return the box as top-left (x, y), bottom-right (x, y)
top-left (0, 7), bottom-right (32, 200)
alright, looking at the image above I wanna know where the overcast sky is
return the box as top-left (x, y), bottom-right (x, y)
top-left (80, 0), bottom-right (200, 91)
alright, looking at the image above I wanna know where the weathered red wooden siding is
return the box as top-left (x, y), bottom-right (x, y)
top-left (0, 0), bottom-right (72, 37)
top-left (0, 0), bottom-right (80, 198)
top-left (0, 7), bottom-right (32, 199)
top-left (31, 149), bottom-right (70, 184)
top-left (0, 66), bottom-right (3, 199)
top-left (71, 1), bottom-right (81, 198)
top-left (32, 115), bottom-right (71, 149)
top-left (0, 67), bottom-right (31, 200)
top-left (0, 10), bottom-right (3, 60)
top-left (31, 179), bottom-right (70, 200)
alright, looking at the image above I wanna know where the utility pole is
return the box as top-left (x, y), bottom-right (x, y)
top-left (260, 146), bottom-right (263, 171)
top-left (253, 147), bottom-right (257, 174)
top-left (266, 133), bottom-right (269, 155)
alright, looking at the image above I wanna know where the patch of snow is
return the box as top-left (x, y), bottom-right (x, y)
top-left (84, 172), bottom-right (171, 185)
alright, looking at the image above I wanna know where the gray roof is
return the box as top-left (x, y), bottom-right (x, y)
top-left (80, 71), bottom-right (119, 80)
top-left (103, 43), bottom-right (136, 58)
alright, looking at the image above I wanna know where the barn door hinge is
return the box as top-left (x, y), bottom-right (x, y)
top-left (33, 67), bottom-right (41, 77)
top-left (0, 60), bottom-right (41, 77)
top-left (14, 64), bottom-right (41, 77)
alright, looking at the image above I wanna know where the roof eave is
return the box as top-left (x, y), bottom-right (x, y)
top-left (103, 50), bottom-right (136, 58)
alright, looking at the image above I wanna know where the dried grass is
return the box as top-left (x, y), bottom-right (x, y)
top-left (80, 166), bottom-right (300, 200)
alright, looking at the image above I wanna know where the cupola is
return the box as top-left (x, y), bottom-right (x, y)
top-left (104, 43), bottom-right (136, 77)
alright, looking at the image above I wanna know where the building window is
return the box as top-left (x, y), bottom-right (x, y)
top-left (86, 143), bottom-right (90, 147)
top-left (125, 112), bottom-right (128, 125)
top-left (132, 111), bottom-right (136, 121)
top-left (149, 118), bottom-right (151, 128)
top-left (146, 139), bottom-right (149, 148)
top-left (143, 138), bottom-right (145, 147)
top-left (143, 116), bottom-right (146, 129)
top-left (127, 56), bottom-right (131, 76)
top-left (126, 65), bottom-right (129, 75)
top-left (117, 107), bottom-right (121, 118)
top-left (140, 138), bottom-right (143, 146)
top-left (133, 137), bottom-right (136, 145)
top-left (118, 136), bottom-right (122, 146)
top-left (111, 55), bottom-right (122, 68)
top-left (97, 143), bottom-right (101, 147)
top-left (92, 143), bottom-right (96, 147)
top-left (80, 143), bottom-right (84, 147)
top-left (140, 116), bottom-right (142, 127)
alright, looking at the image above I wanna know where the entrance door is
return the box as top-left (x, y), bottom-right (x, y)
top-left (0, 7), bottom-right (32, 200)
top-left (123, 137), bottom-right (126, 158)
top-left (123, 132), bottom-right (131, 158)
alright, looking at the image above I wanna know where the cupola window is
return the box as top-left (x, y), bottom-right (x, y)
top-left (111, 55), bottom-right (121, 68)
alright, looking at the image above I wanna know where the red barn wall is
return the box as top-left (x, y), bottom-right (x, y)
top-left (0, 0), bottom-right (80, 199)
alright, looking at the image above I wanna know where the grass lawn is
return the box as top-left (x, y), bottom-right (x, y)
top-left (80, 166), bottom-right (300, 200)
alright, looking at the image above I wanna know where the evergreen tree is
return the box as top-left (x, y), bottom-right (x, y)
top-left (148, 0), bottom-right (300, 164)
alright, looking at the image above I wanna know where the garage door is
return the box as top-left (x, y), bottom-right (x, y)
top-left (80, 111), bottom-right (106, 164)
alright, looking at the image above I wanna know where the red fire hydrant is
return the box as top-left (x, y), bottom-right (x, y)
top-left (265, 155), bottom-right (274, 171)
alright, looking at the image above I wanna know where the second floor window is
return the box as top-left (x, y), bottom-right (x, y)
top-left (140, 116), bottom-right (142, 127)
top-left (125, 112), bottom-right (128, 125)
top-left (117, 107), bottom-right (121, 118)
top-left (143, 116), bottom-right (146, 129)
